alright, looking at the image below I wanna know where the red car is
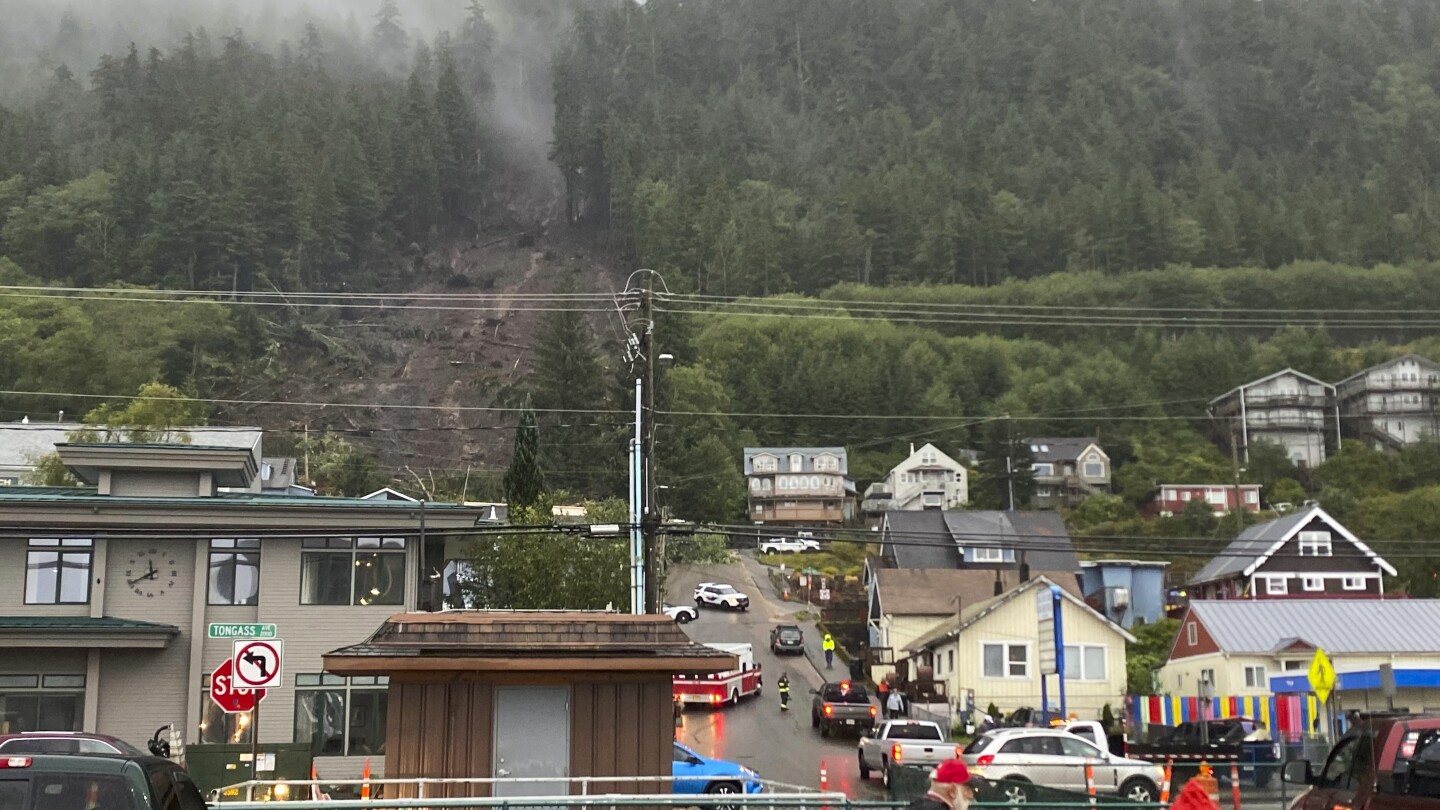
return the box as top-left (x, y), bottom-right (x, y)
top-left (0, 731), bottom-right (144, 756)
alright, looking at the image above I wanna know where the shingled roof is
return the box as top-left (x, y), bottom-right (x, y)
top-left (324, 611), bottom-right (738, 675)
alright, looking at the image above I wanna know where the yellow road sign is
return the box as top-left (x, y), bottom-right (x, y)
top-left (1308, 648), bottom-right (1336, 704)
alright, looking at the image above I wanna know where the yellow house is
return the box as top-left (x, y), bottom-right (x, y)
top-left (866, 567), bottom-right (1079, 683)
top-left (904, 576), bottom-right (1135, 721)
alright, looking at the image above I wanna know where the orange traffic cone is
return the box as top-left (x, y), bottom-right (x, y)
top-left (360, 758), bottom-right (371, 800)
top-left (309, 763), bottom-right (321, 801)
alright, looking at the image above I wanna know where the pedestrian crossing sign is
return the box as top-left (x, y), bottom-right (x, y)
top-left (1308, 648), bottom-right (1336, 704)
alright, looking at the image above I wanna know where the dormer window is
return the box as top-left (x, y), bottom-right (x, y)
top-left (816, 454), bottom-right (839, 472)
top-left (753, 455), bottom-right (776, 473)
top-left (789, 453), bottom-right (804, 471)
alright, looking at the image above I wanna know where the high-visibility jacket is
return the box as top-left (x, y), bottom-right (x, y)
top-left (822, 636), bottom-right (836, 651)
top-left (778, 679), bottom-right (791, 694)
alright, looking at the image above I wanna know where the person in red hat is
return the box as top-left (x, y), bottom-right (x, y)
top-left (906, 759), bottom-right (978, 810)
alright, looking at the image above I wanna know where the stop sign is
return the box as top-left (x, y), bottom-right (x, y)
top-left (211, 659), bottom-right (266, 714)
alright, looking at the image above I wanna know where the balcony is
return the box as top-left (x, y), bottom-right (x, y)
top-left (1243, 393), bottom-right (1329, 408)
top-left (1247, 415), bottom-right (1326, 430)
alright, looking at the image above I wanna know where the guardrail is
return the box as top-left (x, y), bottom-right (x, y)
top-left (212, 776), bottom-right (821, 804)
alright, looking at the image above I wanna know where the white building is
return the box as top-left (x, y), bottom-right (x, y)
top-left (1336, 354), bottom-right (1440, 449)
top-left (861, 443), bottom-right (968, 526)
top-left (1209, 369), bottom-right (1339, 468)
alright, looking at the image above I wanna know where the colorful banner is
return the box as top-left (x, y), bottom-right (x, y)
top-left (1131, 693), bottom-right (1321, 741)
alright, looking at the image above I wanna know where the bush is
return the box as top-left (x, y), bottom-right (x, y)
top-left (666, 533), bottom-right (734, 564)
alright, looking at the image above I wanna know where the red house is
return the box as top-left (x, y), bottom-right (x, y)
top-left (1142, 484), bottom-right (1262, 518)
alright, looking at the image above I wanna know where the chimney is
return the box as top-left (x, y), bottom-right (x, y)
top-left (1019, 550), bottom-right (1031, 582)
top-left (910, 443), bottom-right (915, 455)
top-left (993, 568), bottom-right (1003, 596)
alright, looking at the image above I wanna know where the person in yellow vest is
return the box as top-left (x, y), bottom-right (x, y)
top-left (822, 633), bottom-right (836, 669)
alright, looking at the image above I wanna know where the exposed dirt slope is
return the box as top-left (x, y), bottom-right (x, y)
top-left (219, 226), bottom-right (626, 485)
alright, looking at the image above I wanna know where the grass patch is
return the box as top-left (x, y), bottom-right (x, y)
top-left (757, 542), bottom-right (872, 577)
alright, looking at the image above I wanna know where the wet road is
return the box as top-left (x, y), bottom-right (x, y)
top-left (668, 559), bottom-right (888, 801)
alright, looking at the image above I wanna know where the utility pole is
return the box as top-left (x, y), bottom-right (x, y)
top-left (639, 275), bottom-right (661, 614)
top-left (1230, 423), bottom-right (1244, 536)
top-left (1004, 415), bottom-right (1016, 511)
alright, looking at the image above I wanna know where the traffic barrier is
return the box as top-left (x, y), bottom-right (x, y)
top-left (819, 762), bottom-right (829, 810)
top-left (1159, 759), bottom-right (1173, 804)
top-left (1194, 762), bottom-right (1221, 809)
top-left (1229, 763), bottom-right (1242, 810)
top-left (1084, 761), bottom-right (1097, 808)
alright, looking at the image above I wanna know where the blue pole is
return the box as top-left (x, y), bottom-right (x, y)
top-left (1053, 585), bottom-right (1067, 720)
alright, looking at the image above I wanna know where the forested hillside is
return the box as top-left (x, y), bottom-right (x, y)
top-left (553, 0), bottom-right (1440, 293)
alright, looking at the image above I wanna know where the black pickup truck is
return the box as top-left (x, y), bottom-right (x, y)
top-left (1066, 717), bottom-right (1282, 787)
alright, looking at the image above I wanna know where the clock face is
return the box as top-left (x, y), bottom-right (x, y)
top-left (124, 547), bottom-right (179, 598)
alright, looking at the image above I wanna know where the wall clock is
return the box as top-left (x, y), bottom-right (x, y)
top-left (124, 547), bottom-right (179, 598)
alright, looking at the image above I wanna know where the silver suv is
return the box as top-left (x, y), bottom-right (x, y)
top-left (962, 728), bottom-right (1166, 803)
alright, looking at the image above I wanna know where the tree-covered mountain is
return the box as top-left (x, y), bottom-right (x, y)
top-left (553, 0), bottom-right (1440, 294)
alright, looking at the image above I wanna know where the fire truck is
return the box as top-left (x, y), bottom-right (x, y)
top-left (673, 642), bottom-right (763, 707)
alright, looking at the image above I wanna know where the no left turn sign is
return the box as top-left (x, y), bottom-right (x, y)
top-left (233, 639), bottom-right (284, 689)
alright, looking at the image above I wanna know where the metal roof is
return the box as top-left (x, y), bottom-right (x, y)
top-left (743, 447), bottom-right (848, 474)
top-left (0, 485), bottom-right (482, 510)
top-left (0, 616), bottom-right (179, 632)
top-left (1188, 599), bottom-right (1440, 654)
top-left (883, 510), bottom-right (957, 568)
top-left (1208, 368), bottom-right (1335, 406)
top-left (0, 423), bottom-right (262, 473)
top-left (944, 510), bottom-right (1079, 571)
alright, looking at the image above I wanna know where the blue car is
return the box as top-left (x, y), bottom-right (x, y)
top-left (672, 741), bottom-right (764, 796)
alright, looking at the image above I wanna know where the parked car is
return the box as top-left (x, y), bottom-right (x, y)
top-left (812, 681), bottom-right (877, 738)
top-left (0, 753), bottom-right (207, 809)
top-left (664, 603), bottom-right (698, 624)
top-left (758, 537), bottom-right (820, 554)
top-left (962, 728), bottom-right (1167, 804)
top-left (1285, 713), bottom-right (1440, 810)
top-left (0, 732), bottom-right (144, 756)
top-left (672, 741), bottom-right (763, 797)
top-left (695, 582), bottom-right (750, 611)
top-left (770, 624), bottom-right (805, 654)
top-left (858, 719), bottom-right (961, 787)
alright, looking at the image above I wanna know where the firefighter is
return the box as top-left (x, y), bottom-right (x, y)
top-left (822, 633), bottom-right (836, 668)
top-left (777, 673), bottom-right (791, 711)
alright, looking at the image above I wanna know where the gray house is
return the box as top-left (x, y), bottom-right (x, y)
top-left (1208, 369), bottom-right (1339, 468)
top-left (1336, 354), bottom-right (1440, 449)
top-left (743, 447), bottom-right (856, 525)
top-left (1025, 437), bottom-right (1111, 509)
top-left (879, 509), bottom-right (1078, 573)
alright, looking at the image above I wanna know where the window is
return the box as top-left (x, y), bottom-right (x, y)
top-left (1084, 461), bottom-right (1105, 478)
top-left (1064, 644), bottom-right (1108, 681)
top-left (1200, 668), bottom-right (1215, 686)
top-left (788, 454), bottom-right (804, 471)
top-left (1343, 576), bottom-right (1367, 591)
top-left (300, 537), bottom-right (406, 606)
top-left (920, 451), bottom-right (936, 465)
top-left (1207, 491), bottom-right (1227, 505)
top-left (1035, 486), bottom-right (1053, 497)
top-left (971, 547), bottom-right (1005, 563)
top-left (1303, 576), bottom-right (1325, 592)
top-left (982, 643), bottom-right (1029, 678)
top-left (0, 673), bottom-right (85, 732)
top-left (816, 455), bottom-right (839, 472)
top-left (0, 476), bottom-right (18, 486)
top-left (1031, 463), bottom-right (1054, 476)
top-left (947, 650), bottom-right (955, 673)
top-left (1163, 488), bottom-right (1176, 500)
top-left (1059, 736), bottom-right (1103, 758)
top-left (1265, 576), bottom-right (1289, 595)
top-left (1284, 660), bottom-right (1306, 672)
top-left (749, 478), bottom-right (760, 492)
top-left (1245, 490), bottom-right (1260, 504)
top-left (1298, 531), bottom-right (1333, 557)
top-left (777, 476), bottom-right (787, 490)
top-left (1244, 665), bottom-right (1267, 688)
top-left (752, 455), bottom-right (775, 473)
top-left (25, 538), bottom-right (92, 604)
top-left (209, 539), bottom-right (260, 606)
top-left (294, 674), bottom-right (389, 756)
top-left (761, 479), bottom-right (771, 491)
top-left (1186, 622), bottom-right (1198, 645)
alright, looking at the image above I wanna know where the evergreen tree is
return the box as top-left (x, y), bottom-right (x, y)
top-left (529, 287), bottom-right (607, 495)
top-left (371, 0), bottom-right (408, 68)
top-left (504, 397), bottom-right (546, 509)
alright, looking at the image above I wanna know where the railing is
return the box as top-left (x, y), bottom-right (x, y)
top-left (213, 776), bottom-right (823, 804)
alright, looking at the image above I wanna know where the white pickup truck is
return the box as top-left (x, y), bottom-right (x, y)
top-left (857, 720), bottom-right (960, 787)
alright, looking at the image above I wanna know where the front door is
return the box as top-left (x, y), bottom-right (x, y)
top-left (493, 686), bottom-right (570, 797)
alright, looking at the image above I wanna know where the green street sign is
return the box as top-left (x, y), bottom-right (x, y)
top-left (208, 623), bottom-right (278, 640)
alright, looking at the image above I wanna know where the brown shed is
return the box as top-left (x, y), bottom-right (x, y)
top-left (323, 611), bottom-right (736, 798)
